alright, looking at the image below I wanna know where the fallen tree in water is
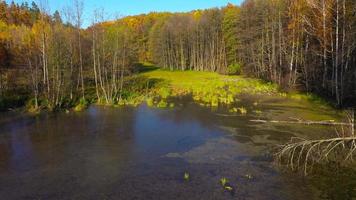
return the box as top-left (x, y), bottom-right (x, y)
top-left (276, 110), bottom-right (355, 175)
top-left (251, 119), bottom-right (351, 126)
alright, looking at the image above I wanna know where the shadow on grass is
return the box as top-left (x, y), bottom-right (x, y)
top-left (133, 63), bottom-right (160, 73)
top-left (0, 88), bottom-right (30, 111)
top-left (123, 75), bottom-right (165, 95)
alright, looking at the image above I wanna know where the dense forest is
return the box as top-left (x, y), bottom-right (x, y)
top-left (0, 0), bottom-right (355, 111)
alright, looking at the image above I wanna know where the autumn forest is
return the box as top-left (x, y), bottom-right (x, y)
top-left (0, 0), bottom-right (355, 112)
top-left (1, 0), bottom-right (356, 199)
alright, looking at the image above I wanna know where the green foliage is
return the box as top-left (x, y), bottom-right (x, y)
top-left (74, 98), bottom-right (89, 112)
top-left (229, 107), bottom-right (238, 113)
top-left (227, 63), bottom-right (241, 75)
top-left (157, 100), bottom-right (168, 108)
top-left (158, 87), bottom-right (171, 99)
top-left (238, 107), bottom-right (247, 115)
top-left (222, 4), bottom-right (240, 66)
top-left (288, 93), bottom-right (330, 108)
top-left (253, 110), bottom-right (262, 114)
top-left (25, 98), bottom-right (40, 113)
top-left (146, 97), bottom-right (155, 107)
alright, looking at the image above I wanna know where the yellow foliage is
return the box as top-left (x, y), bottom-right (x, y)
top-left (0, 20), bottom-right (10, 41)
top-left (193, 10), bottom-right (203, 20)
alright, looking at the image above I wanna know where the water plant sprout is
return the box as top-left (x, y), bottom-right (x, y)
top-left (184, 172), bottom-right (190, 181)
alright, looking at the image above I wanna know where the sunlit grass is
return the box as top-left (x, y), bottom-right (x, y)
top-left (74, 98), bottom-right (89, 112)
top-left (49, 63), bottom-right (335, 112)
top-left (143, 68), bottom-right (279, 107)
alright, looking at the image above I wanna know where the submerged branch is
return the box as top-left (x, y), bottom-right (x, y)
top-left (275, 110), bottom-right (355, 175)
top-left (251, 119), bottom-right (351, 126)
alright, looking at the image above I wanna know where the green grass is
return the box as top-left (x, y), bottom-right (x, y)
top-left (287, 92), bottom-right (331, 107)
top-left (142, 68), bottom-right (279, 107)
top-left (17, 63), bottom-right (335, 113)
top-left (74, 98), bottom-right (89, 112)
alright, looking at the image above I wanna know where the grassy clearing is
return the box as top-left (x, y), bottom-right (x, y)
top-left (19, 63), bottom-right (334, 112)
top-left (111, 64), bottom-right (333, 110)
top-left (141, 67), bottom-right (278, 108)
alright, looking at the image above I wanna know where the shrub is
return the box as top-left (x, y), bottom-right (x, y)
top-left (227, 63), bottom-right (242, 75)
top-left (74, 98), bottom-right (89, 112)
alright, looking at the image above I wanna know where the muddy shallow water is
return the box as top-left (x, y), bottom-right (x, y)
top-left (0, 97), bottom-right (354, 200)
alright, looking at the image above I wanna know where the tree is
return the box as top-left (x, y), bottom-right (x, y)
top-left (73, 0), bottom-right (85, 99)
top-left (222, 3), bottom-right (240, 67)
top-left (52, 10), bottom-right (62, 24)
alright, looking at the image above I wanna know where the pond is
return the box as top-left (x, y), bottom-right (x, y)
top-left (0, 96), bottom-right (354, 199)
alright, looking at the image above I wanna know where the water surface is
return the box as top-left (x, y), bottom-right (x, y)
top-left (0, 97), bottom-right (354, 199)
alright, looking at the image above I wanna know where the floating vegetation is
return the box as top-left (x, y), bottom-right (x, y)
top-left (253, 110), bottom-right (262, 114)
top-left (238, 107), bottom-right (247, 115)
top-left (224, 185), bottom-right (234, 192)
top-left (245, 174), bottom-right (253, 179)
top-left (157, 100), bottom-right (168, 108)
top-left (184, 172), bottom-right (190, 181)
top-left (229, 107), bottom-right (239, 113)
top-left (220, 177), bottom-right (229, 187)
top-left (220, 177), bottom-right (235, 193)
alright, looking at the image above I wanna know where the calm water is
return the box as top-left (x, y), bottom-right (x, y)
top-left (0, 97), bottom-right (354, 200)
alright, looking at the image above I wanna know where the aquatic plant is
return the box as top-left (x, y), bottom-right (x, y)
top-left (245, 174), bottom-right (253, 179)
top-left (254, 110), bottom-right (262, 114)
top-left (238, 107), bottom-right (247, 115)
top-left (229, 107), bottom-right (239, 113)
top-left (74, 98), bottom-right (89, 112)
top-left (224, 185), bottom-right (234, 192)
top-left (220, 177), bottom-right (229, 187)
top-left (220, 177), bottom-right (234, 192)
top-left (146, 97), bottom-right (155, 107)
top-left (158, 87), bottom-right (172, 99)
top-left (157, 100), bottom-right (168, 108)
top-left (184, 172), bottom-right (190, 181)
top-left (227, 63), bottom-right (242, 75)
